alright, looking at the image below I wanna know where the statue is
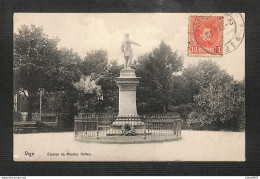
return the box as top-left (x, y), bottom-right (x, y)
top-left (121, 33), bottom-right (140, 69)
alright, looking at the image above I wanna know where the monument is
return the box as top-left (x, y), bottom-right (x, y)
top-left (111, 34), bottom-right (144, 135)
top-left (74, 33), bottom-right (182, 141)
top-left (120, 33), bottom-right (140, 70)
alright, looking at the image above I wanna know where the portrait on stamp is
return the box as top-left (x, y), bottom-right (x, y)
top-left (188, 16), bottom-right (224, 57)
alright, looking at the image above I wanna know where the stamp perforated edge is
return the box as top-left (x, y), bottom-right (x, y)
top-left (187, 15), bottom-right (224, 58)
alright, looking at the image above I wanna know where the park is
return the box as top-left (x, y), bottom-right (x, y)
top-left (13, 14), bottom-right (245, 161)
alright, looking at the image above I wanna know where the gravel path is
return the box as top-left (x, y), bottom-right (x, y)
top-left (14, 130), bottom-right (245, 161)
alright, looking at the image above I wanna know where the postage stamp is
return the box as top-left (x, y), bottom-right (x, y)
top-left (188, 16), bottom-right (224, 57)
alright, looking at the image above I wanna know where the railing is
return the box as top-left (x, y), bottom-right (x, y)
top-left (74, 113), bottom-right (182, 141)
top-left (13, 113), bottom-right (59, 133)
top-left (40, 113), bottom-right (59, 123)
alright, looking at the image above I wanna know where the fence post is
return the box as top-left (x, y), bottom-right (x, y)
top-left (74, 121), bottom-right (77, 138)
top-left (180, 120), bottom-right (182, 136)
top-left (147, 115), bottom-right (150, 135)
top-left (144, 117), bottom-right (146, 140)
top-left (176, 120), bottom-right (179, 139)
top-left (97, 115), bottom-right (99, 140)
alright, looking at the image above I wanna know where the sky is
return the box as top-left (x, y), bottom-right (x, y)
top-left (14, 13), bottom-right (245, 81)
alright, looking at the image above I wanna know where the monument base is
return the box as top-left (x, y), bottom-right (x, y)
top-left (107, 116), bottom-right (147, 136)
top-left (115, 69), bottom-right (140, 117)
top-left (109, 69), bottom-right (147, 136)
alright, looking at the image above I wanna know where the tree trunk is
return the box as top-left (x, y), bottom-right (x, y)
top-left (27, 98), bottom-right (33, 121)
top-left (26, 92), bottom-right (36, 121)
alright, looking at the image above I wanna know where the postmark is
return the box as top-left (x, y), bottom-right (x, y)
top-left (223, 13), bottom-right (245, 54)
top-left (188, 15), bottom-right (224, 57)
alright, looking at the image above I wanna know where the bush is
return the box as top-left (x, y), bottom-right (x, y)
top-left (222, 115), bottom-right (245, 131)
top-left (187, 111), bottom-right (210, 130)
top-left (186, 110), bottom-right (245, 131)
top-left (170, 104), bottom-right (194, 120)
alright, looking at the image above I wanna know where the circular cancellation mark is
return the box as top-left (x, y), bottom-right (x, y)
top-left (224, 13), bottom-right (245, 54)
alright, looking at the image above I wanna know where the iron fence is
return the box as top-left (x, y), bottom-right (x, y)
top-left (74, 113), bottom-right (182, 142)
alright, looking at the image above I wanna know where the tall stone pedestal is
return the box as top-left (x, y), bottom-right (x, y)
top-left (116, 69), bottom-right (140, 117)
top-left (109, 69), bottom-right (144, 136)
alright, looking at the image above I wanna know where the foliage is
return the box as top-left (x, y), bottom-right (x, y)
top-left (14, 24), bottom-right (121, 125)
top-left (14, 25), bottom-right (61, 120)
top-left (14, 25), bottom-right (245, 131)
top-left (56, 48), bottom-right (82, 90)
top-left (13, 25), bottom-right (82, 123)
top-left (97, 60), bottom-right (123, 113)
top-left (170, 104), bottom-right (194, 120)
top-left (133, 41), bottom-right (183, 113)
top-left (80, 49), bottom-right (108, 76)
top-left (172, 60), bottom-right (233, 105)
top-left (80, 49), bottom-right (123, 113)
top-left (74, 75), bottom-right (101, 95)
top-left (172, 68), bottom-right (200, 105)
top-left (41, 89), bottom-right (82, 128)
top-left (186, 60), bottom-right (245, 131)
top-left (73, 75), bottom-right (102, 113)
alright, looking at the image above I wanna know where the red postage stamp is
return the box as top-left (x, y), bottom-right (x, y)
top-left (188, 16), bottom-right (224, 57)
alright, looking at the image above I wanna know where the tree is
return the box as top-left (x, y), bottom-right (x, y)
top-left (57, 48), bottom-right (82, 89)
top-left (172, 66), bottom-right (200, 105)
top-left (81, 49), bottom-right (123, 113)
top-left (97, 60), bottom-right (123, 113)
top-left (186, 60), bottom-right (245, 131)
top-left (133, 41), bottom-right (183, 113)
top-left (14, 25), bottom-right (61, 120)
top-left (14, 25), bottom-right (83, 123)
top-left (173, 60), bottom-right (233, 105)
top-left (80, 49), bottom-right (108, 76)
top-left (73, 75), bottom-right (102, 113)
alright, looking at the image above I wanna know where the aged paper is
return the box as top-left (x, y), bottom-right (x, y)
top-left (13, 13), bottom-right (245, 161)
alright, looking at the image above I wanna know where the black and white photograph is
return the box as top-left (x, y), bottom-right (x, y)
top-left (13, 13), bottom-right (245, 161)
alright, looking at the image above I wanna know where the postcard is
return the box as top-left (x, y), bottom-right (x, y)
top-left (13, 13), bottom-right (245, 161)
